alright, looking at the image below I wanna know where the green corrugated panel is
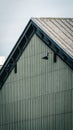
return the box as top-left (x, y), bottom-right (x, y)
top-left (0, 34), bottom-right (73, 130)
top-left (72, 90), bottom-right (73, 112)
top-left (65, 113), bottom-right (72, 130)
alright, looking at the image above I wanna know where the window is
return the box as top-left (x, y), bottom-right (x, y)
top-left (14, 63), bottom-right (17, 73)
top-left (54, 53), bottom-right (57, 63)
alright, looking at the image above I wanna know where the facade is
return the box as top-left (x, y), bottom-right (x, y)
top-left (0, 18), bottom-right (73, 130)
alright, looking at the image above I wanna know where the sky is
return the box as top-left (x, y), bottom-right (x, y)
top-left (0, 0), bottom-right (73, 59)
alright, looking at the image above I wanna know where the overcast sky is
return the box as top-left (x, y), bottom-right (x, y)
top-left (0, 0), bottom-right (73, 59)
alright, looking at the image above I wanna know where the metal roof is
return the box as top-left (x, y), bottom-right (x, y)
top-left (32, 18), bottom-right (73, 58)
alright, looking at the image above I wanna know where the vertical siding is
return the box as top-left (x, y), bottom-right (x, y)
top-left (0, 34), bottom-right (73, 130)
top-left (72, 72), bottom-right (73, 130)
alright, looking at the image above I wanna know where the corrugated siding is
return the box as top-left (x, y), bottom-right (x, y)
top-left (0, 34), bottom-right (73, 130)
top-left (32, 18), bottom-right (73, 58)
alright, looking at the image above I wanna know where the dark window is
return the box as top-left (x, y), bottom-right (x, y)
top-left (14, 63), bottom-right (17, 73)
top-left (54, 53), bottom-right (57, 63)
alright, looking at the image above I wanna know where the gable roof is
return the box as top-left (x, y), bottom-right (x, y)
top-left (0, 18), bottom-right (73, 89)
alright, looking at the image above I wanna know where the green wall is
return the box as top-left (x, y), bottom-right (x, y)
top-left (0, 34), bottom-right (73, 130)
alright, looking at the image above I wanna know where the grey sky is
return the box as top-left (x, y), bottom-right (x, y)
top-left (0, 0), bottom-right (73, 58)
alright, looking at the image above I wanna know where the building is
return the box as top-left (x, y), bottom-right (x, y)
top-left (0, 57), bottom-right (5, 69)
top-left (0, 18), bottom-right (73, 130)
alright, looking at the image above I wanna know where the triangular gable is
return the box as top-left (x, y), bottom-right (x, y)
top-left (0, 19), bottom-right (73, 89)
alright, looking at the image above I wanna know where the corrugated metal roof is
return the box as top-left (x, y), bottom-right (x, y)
top-left (32, 18), bottom-right (73, 58)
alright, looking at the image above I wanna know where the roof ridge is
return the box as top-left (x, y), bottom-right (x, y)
top-left (31, 17), bottom-right (73, 20)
